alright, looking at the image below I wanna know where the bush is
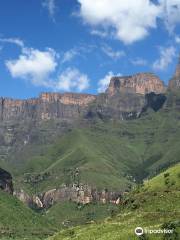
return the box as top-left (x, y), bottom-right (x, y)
top-left (164, 173), bottom-right (170, 178)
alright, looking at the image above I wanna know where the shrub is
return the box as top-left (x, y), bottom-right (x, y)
top-left (164, 172), bottom-right (170, 178)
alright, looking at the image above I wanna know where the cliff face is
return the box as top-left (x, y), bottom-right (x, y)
top-left (0, 168), bottom-right (13, 194)
top-left (169, 55), bottom-right (180, 90)
top-left (85, 73), bottom-right (166, 121)
top-left (41, 185), bottom-right (121, 208)
top-left (0, 72), bottom-right (167, 122)
top-left (15, 185), bottom-right (122, 209)
top-left (0, 93), bottom-right (96, 122)
top-left (106, 73), bottom-right (166, 97)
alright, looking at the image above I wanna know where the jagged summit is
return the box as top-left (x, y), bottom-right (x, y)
top-left (106, 73), bottom-right (166, 97)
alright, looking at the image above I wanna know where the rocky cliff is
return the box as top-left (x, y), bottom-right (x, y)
top-left (0, 72), bottom-right (167, 122)
top-left (0, 168), bottom-right (13, 194)
top-left (169, 55), bottom-right (180, 90)
top-left (106, 73), bottom-right (166, 97)
top-left (15, 184), bottom-right (122, 209)
top-left (85, 73), bottom-right (166, 121)
top-left (0, 93), bottom-right (96, 122)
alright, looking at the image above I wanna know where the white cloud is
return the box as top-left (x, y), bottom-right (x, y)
top-left (5, 40), bottom-right (91, 92)
top-left (131, 58), bottom-right (148, 66)
top-left (101, 44), bottom-right (125, 60)
top-left (175, 35), bottom-right (180, 43)
top-left (42, 0), bottom-right (56, 21)
top-left (160, 0), bottom-right (180, 33)
top-left (77, 0), bottom-right (161, 44)
top-left (0, 37), bottom-right (24, 47)
top-left (152, 46), bottom-right (176, 71)
top-left (98, 71), bottom-right (121, 93)
top-left (56, 67), bottom-right (89, 92)
top-left (6, 47), bottom-right (58, 87)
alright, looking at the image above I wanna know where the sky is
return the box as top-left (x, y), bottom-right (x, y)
top-left (0, 0), bottom-right (180, 99)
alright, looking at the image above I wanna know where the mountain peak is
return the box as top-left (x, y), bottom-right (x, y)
top-left (106, 73), bottom-right (166, 97)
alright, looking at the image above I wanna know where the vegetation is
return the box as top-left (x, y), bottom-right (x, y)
top-left (0, 190), bottom-right (56, 239)
top-left (49, 163), bottom-right (180, 240)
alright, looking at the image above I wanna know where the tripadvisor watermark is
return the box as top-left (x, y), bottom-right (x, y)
top-left (135, 226), bottom-right (173, 236)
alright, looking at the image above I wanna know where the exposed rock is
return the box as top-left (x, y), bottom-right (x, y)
top-left (14, 189), bottom-right (31, 205)
top-left (0, 168), bottom-right (13, 194)
top-left (31, 195), bottom-right (44, 209)
top-left (106, 73), bottom-right (166, 97)
top-left (0, 93), bottom-right (96, 122)
top-left (169, 55), bottom-right (180, 90)
top-left (42, 184), bottom-right (122, 208)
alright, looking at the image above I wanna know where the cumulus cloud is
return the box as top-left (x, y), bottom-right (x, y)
top-left (101, 44), bottom-right (125, 60)
top-left (77, 0), bottom-right (161, 44)
top-left (152, 46), bottom-right (176, 71)
top-left (6, 45), bottom-right (90, 92)
top-left (0, 37), bottom-right (24, 47)
top-left (77, 0), bottom-right (180, 44)
top-left (98, 71), bottom-right (121, 93)
top-left (56, 67), bottom-right (89, 92)
top-left (6, 47), bottom-right (58, 87)
top-left (42, 0), bottom-right (56, 21)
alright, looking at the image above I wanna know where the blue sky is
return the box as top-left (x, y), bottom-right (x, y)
top-left (0, 0), bottom-right (180, 99)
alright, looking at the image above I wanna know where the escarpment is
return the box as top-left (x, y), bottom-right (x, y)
top-left (0, 93), bottom-right (96, 122)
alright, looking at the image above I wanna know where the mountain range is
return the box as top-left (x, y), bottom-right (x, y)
top-left (0, 54), bottom-right (180, 213)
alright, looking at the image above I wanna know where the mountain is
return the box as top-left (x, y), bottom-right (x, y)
top-left (0, 73), bottom-right (165, 123)
top-left (49, 163), bottom-right (180, 240)
top-left (0, 56), bottom-right (180, 209)
top-left (0, 56), bottom-right (180, 240)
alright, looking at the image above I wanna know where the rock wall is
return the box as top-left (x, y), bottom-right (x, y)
top-left (41, 185), bottom-right (121, 208)
top-left (169, 55), bottom-right (180, 90)
top-left (15, 185), bottom-right (122, 209)
top-left (107, 73), bottom-right (166, 97)
top-left (0, 93), bottom-right (96, 122)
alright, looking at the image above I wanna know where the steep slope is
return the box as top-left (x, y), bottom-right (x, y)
top-left (8, 98), bottom-right (179, 198)
top-left (49, 164), bottom-right (180, 240)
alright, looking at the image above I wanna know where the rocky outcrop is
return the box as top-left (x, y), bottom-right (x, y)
top-left (42, 184), bottom-right (122, 208)
top-left (107, 73), bottom-right (166, 97)
top-left (169, 55), bottom-right (180, 90)
top-left (15, 185), bottom-right (122, 209)
top-left (0, 168), bottom-right (13, 194)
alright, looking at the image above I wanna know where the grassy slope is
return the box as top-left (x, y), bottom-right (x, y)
top-left (49, 163), bottom-right (180, 240)
top-left (45, 202), bottom-right (119, 228)
top-left (0, 190), bottom-right (56, 239)
top-left (14, 104), bottom-right (180, 194)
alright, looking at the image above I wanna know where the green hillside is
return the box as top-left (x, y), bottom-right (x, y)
top-left (0, 190), bottom-right (56, 239)
top-left (49, 163), bottom-right (180, 240)
top-left (10, 101), bottom-right (180, 194)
